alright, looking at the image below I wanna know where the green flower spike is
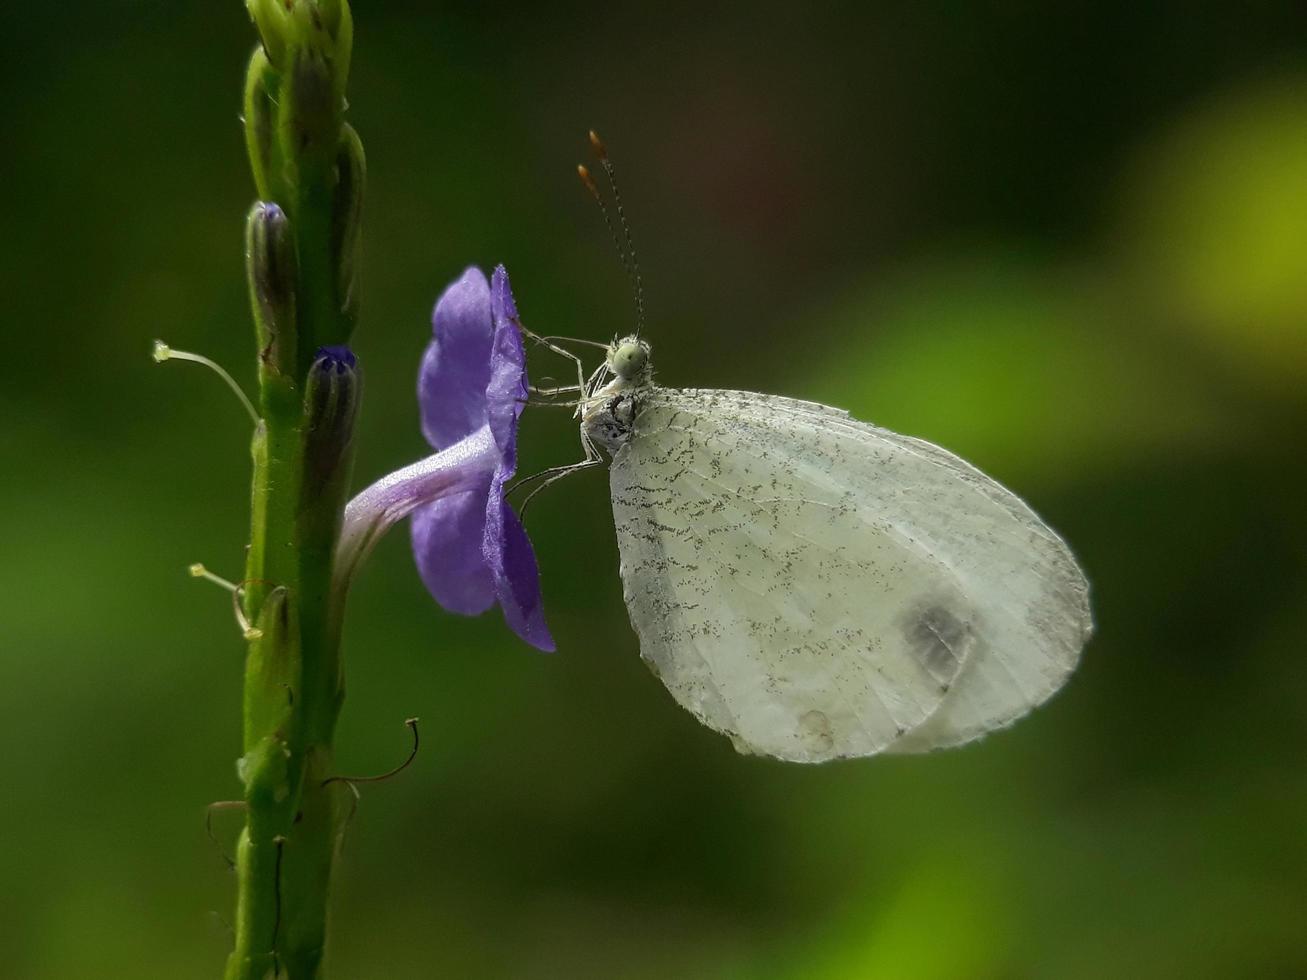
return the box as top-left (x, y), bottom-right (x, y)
top-left (222, 3), bottom-right (364, 978)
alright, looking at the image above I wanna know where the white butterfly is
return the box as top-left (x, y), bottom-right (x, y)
top-left (539, 333), bottom-right (1092, 764)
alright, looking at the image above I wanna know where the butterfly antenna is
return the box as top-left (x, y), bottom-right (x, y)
top-left (586, 129), bottom-right (646, 338)
top-left (576, 162), bottom-right (633, 298)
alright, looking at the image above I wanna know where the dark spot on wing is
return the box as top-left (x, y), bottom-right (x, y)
top-left (905, 604), bottom-right (973, 684)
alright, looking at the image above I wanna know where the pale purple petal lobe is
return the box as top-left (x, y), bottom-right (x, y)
top-left (484, 480), bottom-right (554, 651)
top-left (420, 266), bottom-right (493, 449)
top-left (411, 486), bottom-right (497, 616)
top-left (486, 265), bottom-right (528, 464)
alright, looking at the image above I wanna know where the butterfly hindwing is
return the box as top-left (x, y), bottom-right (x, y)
top-left (606, 387), bottom-right (1091, 761)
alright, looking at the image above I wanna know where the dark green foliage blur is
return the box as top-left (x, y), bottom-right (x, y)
top-left (3, 3), bottom-right (1306, 977)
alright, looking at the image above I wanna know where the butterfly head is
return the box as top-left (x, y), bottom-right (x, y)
top-left (607, 335), bottom-right (652, 385)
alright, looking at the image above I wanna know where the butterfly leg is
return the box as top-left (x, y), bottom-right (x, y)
top-left (529, 382), bottom-right (585, 396)
top-left (509, 426), bottom-right (601, 495)
top-left (517, 321), bottom-right (613, 417)
top-left (509, 423), bottom-right (605, 518)
top-left (517, 457), bottom-right (606, 517)
top-left (517, 321), bottom-right (589, 402)
top-left (508, 320), bottom-right (611, 514)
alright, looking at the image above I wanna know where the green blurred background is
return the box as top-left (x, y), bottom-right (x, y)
top-left (3, 3), bottom-right (1306, 978)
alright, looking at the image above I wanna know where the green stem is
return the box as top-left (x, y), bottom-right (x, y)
top-left (225, 3), bottom-right (360, 977)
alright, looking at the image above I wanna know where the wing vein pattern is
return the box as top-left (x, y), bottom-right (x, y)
top-left (607, 387), bottom-right (1092, 762)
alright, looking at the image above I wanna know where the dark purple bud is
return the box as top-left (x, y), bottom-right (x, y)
top-left (245, 202), bottom-right (298, 378)
top-left (315, 345), bottom-right (356, 372)
top-left (304, 345), bottom-right (360, 489)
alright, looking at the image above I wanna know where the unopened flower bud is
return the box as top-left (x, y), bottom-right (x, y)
top-left (304, 345), bottom-right (359, 489)
top-left (315, 0), bottom-right (347, 40)
top-left (287, 46), bottom-right (336, 157)
top-left (331, 125), bottom-right (366, 337)
top-left (245, 0), bottom-right (290, 68)
top-left (245, 1), bottom-right (353, 167)
top-left (243, 48), bottom-right (279, 199)
top-left (246, 202), bottom-right (298, 377)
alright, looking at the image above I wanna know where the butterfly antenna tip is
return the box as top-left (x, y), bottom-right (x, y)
top-left (583, 129), bottom-right (645, 337)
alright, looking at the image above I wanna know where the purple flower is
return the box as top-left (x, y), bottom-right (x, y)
top-left (338, 265), bottom-right (552, 651)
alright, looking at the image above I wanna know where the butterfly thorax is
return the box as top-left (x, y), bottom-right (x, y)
top-left (582, 335), bottom-right (653, 455)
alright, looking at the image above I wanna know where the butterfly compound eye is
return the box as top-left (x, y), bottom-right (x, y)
top-left (610, 338), bottom-right (650, 381)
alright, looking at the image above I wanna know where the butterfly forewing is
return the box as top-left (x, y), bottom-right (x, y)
top-left (607, 387), bottom-right (1091, 762)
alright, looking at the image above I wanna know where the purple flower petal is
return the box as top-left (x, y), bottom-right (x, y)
top-left (411, 486), bottom-right (496, 616)
top-left (484, 469), bottom-right (554, 652)
top-left (490, 262), bottom-right (519, 323)
top-left (337, 426), bottom-right (499, 590)
top-left (486, 265), bottom-right (528, 467)
top-left (481, 266), bottom-right (551, 648)
top-left (420, 267), bottom-right (494, 450)
top-left (339, 264), bottom-right (552, 652)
